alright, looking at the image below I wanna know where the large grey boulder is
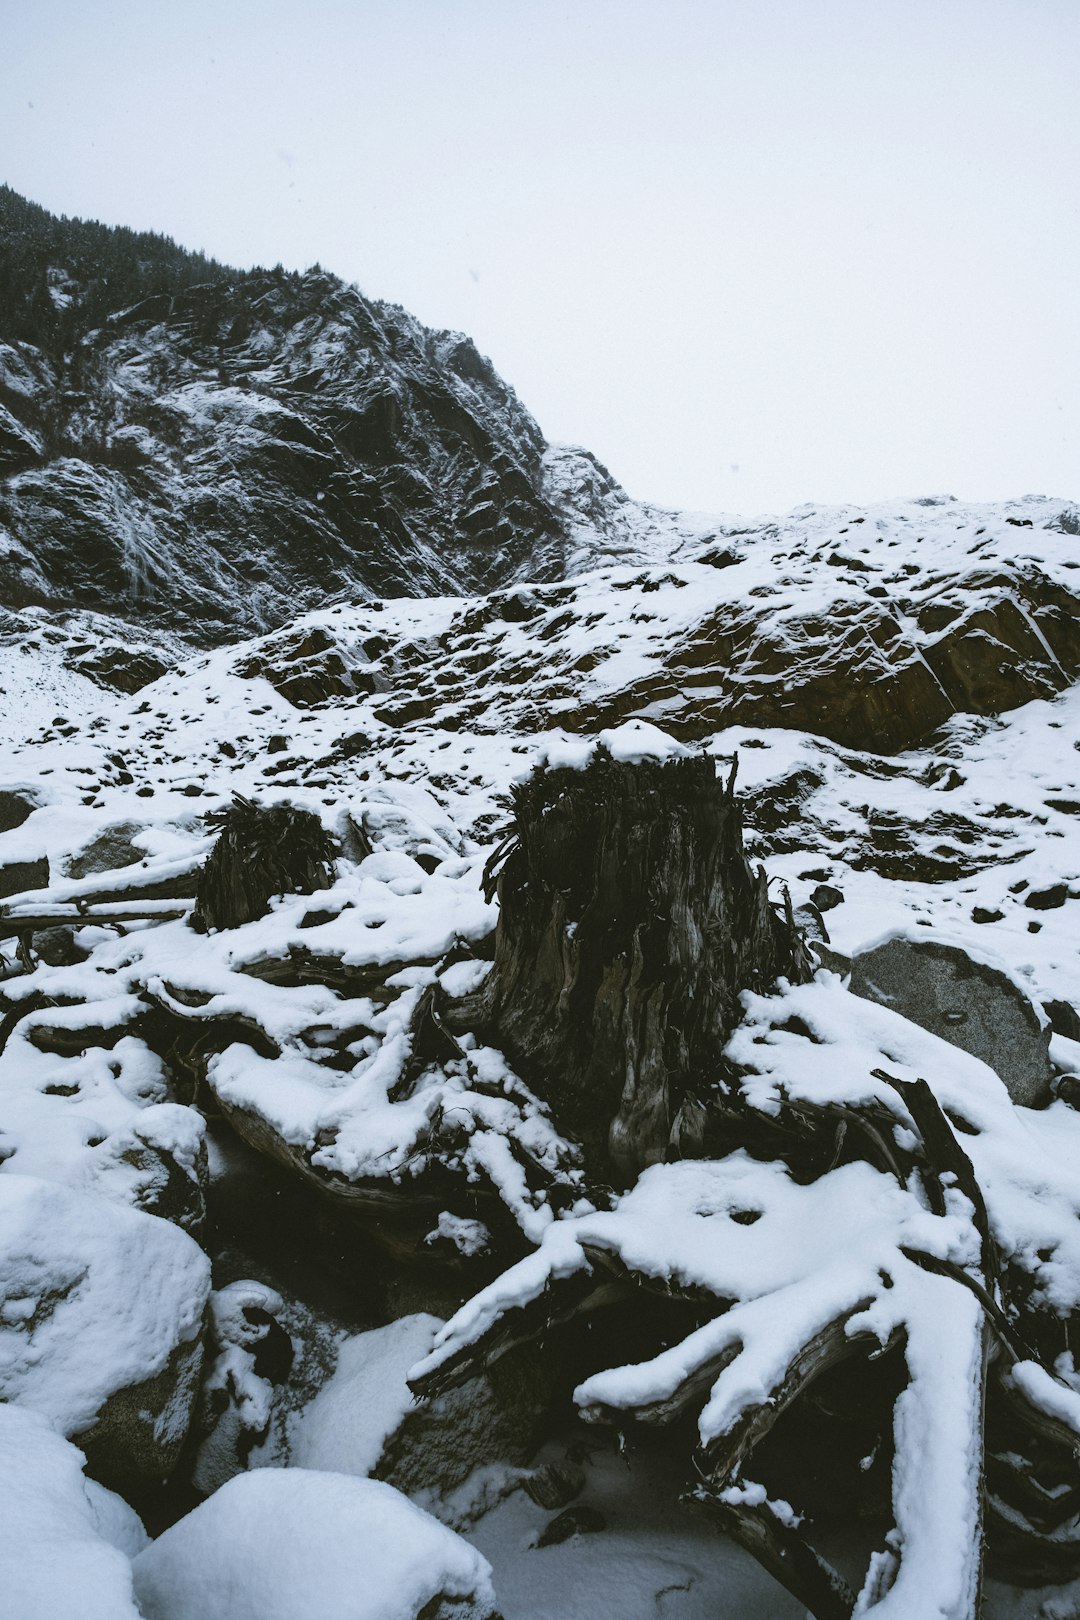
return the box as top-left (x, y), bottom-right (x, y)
top-left (849, 934), bottom-right (1053, 1107)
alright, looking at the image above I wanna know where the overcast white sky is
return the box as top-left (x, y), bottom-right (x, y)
top-left (2, 0), bottom-right (1078, 515)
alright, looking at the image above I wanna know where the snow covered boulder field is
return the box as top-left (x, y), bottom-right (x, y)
top-left (2, 488), bottom-right (1080, 1620)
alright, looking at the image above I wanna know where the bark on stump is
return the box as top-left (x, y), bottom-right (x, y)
top-left (466, 751), bottom-right (811, 1180)
top-left (191, 797), bottom-right (334, 933)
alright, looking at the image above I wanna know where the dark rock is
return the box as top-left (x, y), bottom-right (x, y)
top-left (1025, 884), bottom-right (1068, 911)
top-left (794, 903), bottom-right (830, 944)
top-left (298, 907), bottom-right (341, 930)
top-left (234, 625), bottom-right (379, 708)
top-left (522, 1458), bottom-right (586, 1510)
top-left (849, 935), bottom-right (1053, 1107)
top-left (81, 1334), bottom-right (206, 1491)
top-left (72, 644), bottom-right (169, 694)
top-left (65, 821), bottom-right (144, 879)
top-left (0, 855), bottom-right (48, 898)
top-left (32, 925), bottom-right (88, 966)
top-left (267, 734), bottom-right (289, 753)
top-left (1055, 1076), bottom-right (1080, 1110)
top-left (1044, 1000), bottom-right (1080, 1043)
top-left (497, 590), bottom-right (540, 622)
top-left (923, 597), bottom-right (1069, 716)
top-left (972, 907), bottom-right (1004, 924)
top-left (811, 883), bottom-right (844, 912)
top-left (119, 1127), bottom-right (208, 1234)
top-left (378, 1341), bottom-right (557, 1503)
top-left (0, 788), bottom-right (38, 833)
top-left (536, 1504), bottom-right (607, 1547)
top-left (809, 941), bottom-right (852, 977)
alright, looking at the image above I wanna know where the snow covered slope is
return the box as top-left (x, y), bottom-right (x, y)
top-left (3, 490), bottom-right (1078, 1100)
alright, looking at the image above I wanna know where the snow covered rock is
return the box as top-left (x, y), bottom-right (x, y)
top-left (849, 932), bottom-right (1055, 1107)
top-left (192, 1280), bottom-right (292, 1495)
top-left (0, 1021), bottom-right (207, 1232)
top-left (0, 1173), bottom-right (211, 1486)
top-left (130, 1469), bottom-right (498, 1620)
top-left (0, 1404), bottom-right (147, 1620)
top-left (283, 1312), bottom-right (552, 1506)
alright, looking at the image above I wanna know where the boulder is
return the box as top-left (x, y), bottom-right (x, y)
top-left (1045, 1000), bottom-right (1080, 1043)
top-left (130, 1470), bottom-right (498, 1620)
top-left (72, 644), bottom-right (169, 694)
top-left (0, 787), bottom-right (39, 833)
top-left (0, 1174), bottom-right (211, 1489)
top-left (0, 1404), bottom-right (147, 1620)
top-left (0, 855), bottom-right (48, 898)
top-left (234, 625), bottom-right (380, 708)
top-left (31, 924), bottom-right (89, 966)
top-left (0, 1026), bottom-right (206, 1229)
top-left (192, 1281), bottom-right (292, 1495)
top-left (923, 596), bottom-right (1070, 715)
top-left (66, 822), bottom-right (146, 879)
top-left (286, 1312), bottom-right (554, 1505)
top-left (848, 934), bottom-right (1053, 1107)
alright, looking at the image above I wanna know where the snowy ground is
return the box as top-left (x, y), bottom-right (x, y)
top-left (2, 493), bottom-right (1079, 1617)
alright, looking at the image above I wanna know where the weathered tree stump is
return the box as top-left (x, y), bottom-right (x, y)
top-left (457, 750), bottom-right (811, 1179)
top-left (191, 796), bottom-right (335, 933)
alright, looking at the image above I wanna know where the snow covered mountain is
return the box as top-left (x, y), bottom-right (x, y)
top-left (0, 186), bottom-right (678, 642)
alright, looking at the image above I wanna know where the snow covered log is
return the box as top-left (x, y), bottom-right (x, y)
top-left (453, 739), bottom-right (812, 1179)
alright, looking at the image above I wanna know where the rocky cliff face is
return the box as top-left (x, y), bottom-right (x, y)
top-left (0, 187), bottom-right (671, 642)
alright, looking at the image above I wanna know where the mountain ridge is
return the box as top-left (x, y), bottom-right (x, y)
top-left (0, 186), bottom-right (683, 641)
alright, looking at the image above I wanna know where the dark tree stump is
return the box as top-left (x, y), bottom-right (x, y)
top-left (464, 751), bottom-right (811, 1179)
top-left (191, 796), bottom-right (335, 932)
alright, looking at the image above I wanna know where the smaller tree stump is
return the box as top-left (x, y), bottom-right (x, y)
top-left (191, 797), bottom-right (335, 933)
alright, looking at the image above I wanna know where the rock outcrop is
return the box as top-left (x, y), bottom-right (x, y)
top-left (848, 933), bottom-right (1054, 1108)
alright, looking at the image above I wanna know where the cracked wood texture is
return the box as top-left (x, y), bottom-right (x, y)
top-left (472, 751), bottom-right (811, 1180)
